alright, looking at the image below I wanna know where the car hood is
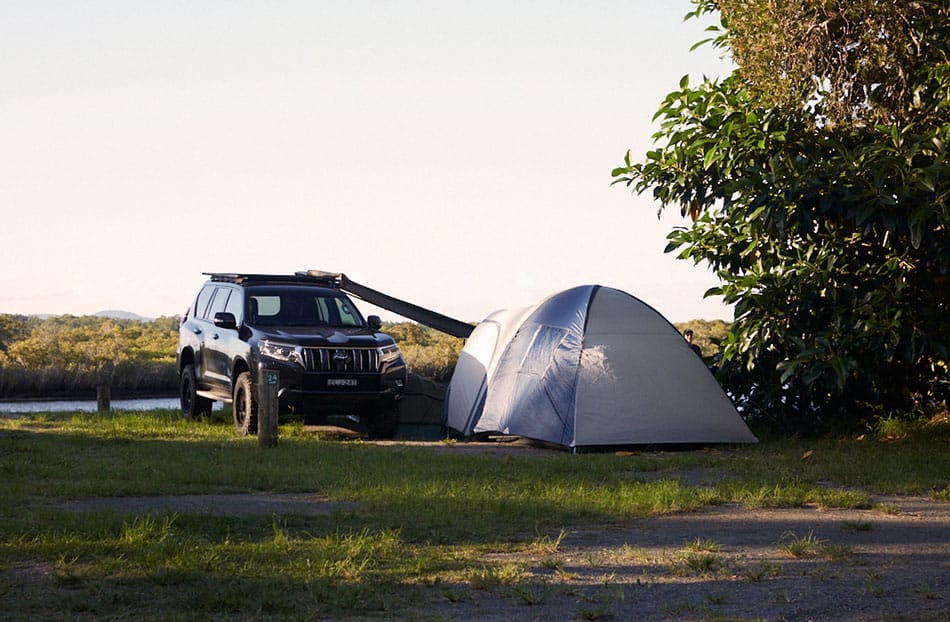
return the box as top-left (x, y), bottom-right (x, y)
top-left (255, 326), bottom-right (393, 347)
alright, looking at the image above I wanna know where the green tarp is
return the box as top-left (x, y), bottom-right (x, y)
top-left (397, 373), bottom-right (445, 440)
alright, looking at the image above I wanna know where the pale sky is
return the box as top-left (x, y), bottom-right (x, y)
top-left (1, 1), bottom-right (733, 324)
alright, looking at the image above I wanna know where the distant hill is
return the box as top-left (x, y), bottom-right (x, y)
top-left (94, 310), bottom-right (151, 322)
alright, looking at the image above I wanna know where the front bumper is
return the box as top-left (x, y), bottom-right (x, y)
top-left (257, 358), bottom-right (407, 415)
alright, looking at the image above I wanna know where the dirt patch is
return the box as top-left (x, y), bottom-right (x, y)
top-left (48, 437), bottom-right (950, 620)
top-left (373, 435), bottom-right (558, 458)
top-left (415, 496), bottom-right (950, 621)
top-left (55, 493), bottom-right (358, 516)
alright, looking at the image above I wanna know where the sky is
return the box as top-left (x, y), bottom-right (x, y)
top-left (1, 1), bottom-right (733, 324)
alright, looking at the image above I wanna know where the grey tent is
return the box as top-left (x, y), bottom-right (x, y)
top-left (443, 285), bottom-right (757, 449)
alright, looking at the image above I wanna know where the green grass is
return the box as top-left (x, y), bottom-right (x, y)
top-left (0, 409), bottom-right (948, 619)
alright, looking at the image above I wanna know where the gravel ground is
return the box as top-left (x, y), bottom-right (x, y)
top-left (414, 495), bottom-right (950, 621)
top-left (54, 489), bottom-right (950, 620)
top-left (52, 436), bottom-right (949, 621)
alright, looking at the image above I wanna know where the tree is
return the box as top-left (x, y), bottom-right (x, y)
top-left (613, 1), bottom-right (949, 433)
top-left (0, 315), bottom-right (35, 353)
top-left (674, 319), bottom-right (731, 358)
top-left (7, 318), bottom-right (134, 411)
top-left (384, 322), bottom-right (465, 382)
top-left (709, 0), bottom-right (950, 129)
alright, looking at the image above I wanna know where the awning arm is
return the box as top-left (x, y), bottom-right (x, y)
top-left (303, 270), bottom-right (475, 338)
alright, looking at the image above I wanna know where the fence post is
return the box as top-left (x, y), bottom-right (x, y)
top-left (257, 364), bottom-right (279, 448)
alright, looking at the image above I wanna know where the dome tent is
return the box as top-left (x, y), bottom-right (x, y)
top-left (443, 285), bottom-right (757, 449)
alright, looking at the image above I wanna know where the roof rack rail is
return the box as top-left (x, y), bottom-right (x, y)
top-left (203, 272), bottom-right (341, 287)
top-left (201, 270), bottom-right (475, 338)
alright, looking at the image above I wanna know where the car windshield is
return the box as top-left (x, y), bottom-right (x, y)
top-left (245, 286), bottom-right (365, 328)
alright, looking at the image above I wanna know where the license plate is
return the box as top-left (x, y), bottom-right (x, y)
top-left (327, 378), bottom-right (357, 387)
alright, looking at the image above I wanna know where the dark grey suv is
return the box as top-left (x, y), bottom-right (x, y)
top-left (177, 272), bottom-right (407, 437)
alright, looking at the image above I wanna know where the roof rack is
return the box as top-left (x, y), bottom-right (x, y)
top-left (203, 272), bottom-right (341, 287)
top-left (203, 269), bottom-right (475, 338)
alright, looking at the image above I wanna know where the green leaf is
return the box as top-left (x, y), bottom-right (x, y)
top-left (778, 360), bottom-right (798, 384)
top-left (830, 357), bottom-right (850, 387)
top-left (910, 221), bottom-right (923, 249)
top-left (689, 38), bottom-right (714, 52)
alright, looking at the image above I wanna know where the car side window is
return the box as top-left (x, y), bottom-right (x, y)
top-left (207, 287), bottom-right (231, 320)
top-left (334, 297), bottom-right (362, 327)
top-left (315, 297), bottom-right (331, 323)
top-left (224, 288), bottom-right (243, 324)
top-left (194, 285), bottom-right (215, 321)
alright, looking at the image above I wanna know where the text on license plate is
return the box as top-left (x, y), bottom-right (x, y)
top-left (327, 378), bottom-right (358, 387)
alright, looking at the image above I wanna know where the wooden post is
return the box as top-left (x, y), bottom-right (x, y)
top-left (96, 381), bottom-right (111, 413)
top-left (96, 364), bottom-right (114, 413)
top-left (257, 365), bottom-right (279, 448)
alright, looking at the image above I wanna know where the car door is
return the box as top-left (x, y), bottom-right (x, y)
top-left (203, 286), bottom-right (236, 393)
top-left (216, 287), bottom-right (245, 395)
top-left (185, 284), bottom-right (217, 389)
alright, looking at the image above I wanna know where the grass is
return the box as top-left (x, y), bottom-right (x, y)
top-left (779, 531), bottom-right (825, 558)
top-left (673, 550), bottom-right (722, 575)
top-left (841, 520), bottom-right (874, 532)
top-left (671, 538), bottom-right (724, 577)
top-left (778, 531), bottom-right (854, 561)
top-left (0, 409), bottom-right (948, 619)
top-left (742, 561), bottom-right (782, 582)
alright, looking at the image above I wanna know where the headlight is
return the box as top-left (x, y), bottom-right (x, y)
top-left (260, 340), bottom-right (301, 365)
top-left (379, 343), bottom-right (402, 363)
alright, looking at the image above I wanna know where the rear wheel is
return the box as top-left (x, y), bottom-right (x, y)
top-left (180, 364), bottom-right (212, 420)
top-left (233, 372), bottom-right (258, 435)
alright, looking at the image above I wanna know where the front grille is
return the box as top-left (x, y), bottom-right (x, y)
top-left (301, 347), bottom-right (380, 373)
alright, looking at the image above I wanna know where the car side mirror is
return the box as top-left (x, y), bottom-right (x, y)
top-left (213, 312), bottom-right (237, 330)
top-left (367, 315), bottom-right (383, 331)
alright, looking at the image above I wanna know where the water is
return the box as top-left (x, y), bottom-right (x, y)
top-left (0, 397), bottom-right (222, 414)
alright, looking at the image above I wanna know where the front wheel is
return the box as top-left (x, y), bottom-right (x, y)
top-left (180, 364), bottom-right (213, 420)
top-left (233, 371), bottom-right (258, 435)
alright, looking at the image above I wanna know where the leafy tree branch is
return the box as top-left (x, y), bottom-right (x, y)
top-left (613, 0), bottom-right (949, 433)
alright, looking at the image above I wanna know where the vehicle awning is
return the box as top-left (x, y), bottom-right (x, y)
top-left (302, 270), bottom-right (475, 338)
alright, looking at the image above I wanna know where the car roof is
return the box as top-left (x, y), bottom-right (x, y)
top-left (204, 273), bottom-right (341, 288)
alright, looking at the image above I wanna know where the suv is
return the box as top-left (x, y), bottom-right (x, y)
top-left (177, 272), bottom-right (408, 438)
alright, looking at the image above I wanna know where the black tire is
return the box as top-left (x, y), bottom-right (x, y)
top-left (180, 364), bottom-right (213, 420)
top-left (233, 371), bottom-right (258, 436)
top-left (364, 402), bottom-right (400, 439)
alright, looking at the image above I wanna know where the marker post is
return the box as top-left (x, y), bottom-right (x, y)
top-left (258, 365), bottom-right (279, 448)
